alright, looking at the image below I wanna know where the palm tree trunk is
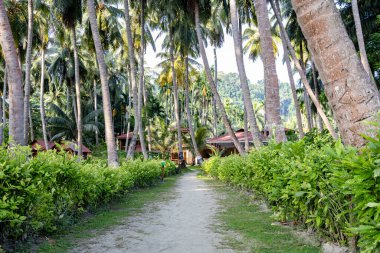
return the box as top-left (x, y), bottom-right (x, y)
top-left (93, 80), bottom-right (99, 146)
top-left (212, 47), bottom-right (218, 137)
top-left (194, 0), bottom-right (245, 155)
top-left (71, 27), bottom-right (83, 157)
top-left (185, 56), bottom-right (201, 159)
top-left (125, 72), bottom-right (132, 152)
top-left (243, 107), bottom-right (249, 152)
top-left (0, 0), bottom-right (25, 145)
top-left (0, 88), bottom-right (3, 145)
top-left (352, 0), bottom-right (375, 83)
top-left (291, 0), bottom-right (380, 147)
top-left (270, 0), bottom-right (338, 140)
top-left (169, 33), bottom-right (184, 163)
top-left (311, 62), bottom-right (324, 131)
top-left (87, 0), bottom-right (119, 166)
top-left (142, 75), bottom-right (152, 152)
top-left (254, 0), bottom-right (286, 143)
top-left (275, 0), bottom-right (304, 138)
top-left (39, 48), bottom-right (49, 150)
top-left (124, 0), bottom-right (139, 159)
top-left (1, 66), bottom-right (7, 145)
top-left (28, 106), bottom-right (34, 140)
top-left (23, 0), bottom-right (33, 144)
top-left (230, 0), bottom-right (262, 147)
top-left (300, 41), bottom-right (313, 131)
top-left (137, 0), bottom-right (148, 159)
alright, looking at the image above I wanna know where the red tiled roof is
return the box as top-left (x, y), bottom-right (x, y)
top-left (116, 132), bottom-right (134, 140)
top-left (61, 141), bottom-right (92, 153)
top-left (31, 140), bottom-right (56, 151)
top-left (207, 130), bottom-right (255, 144)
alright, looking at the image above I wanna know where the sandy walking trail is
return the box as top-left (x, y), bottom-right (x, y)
top-left (71, 171), bottom-right (234, 253)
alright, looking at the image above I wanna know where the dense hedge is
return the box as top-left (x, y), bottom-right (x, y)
top-left (0, 147), bottom-right (176, 245)
top-left (202, 129), bottom-right (380, 252)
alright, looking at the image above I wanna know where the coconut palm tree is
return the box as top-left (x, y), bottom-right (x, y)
top-left (229, 0), bottom-right (262, 147)
top-left (23, 0), bottom-right (34, 144)
top-left (54, 0), bottom-right (84, 157)
top-left (253, 0), bottom-right (286, 142)
top-left (0, 0), bottom-right (25, 145)
top-left (87, 0), bottom-right (119, 166)
top-left (291, 0), bottom-right (380, 147)
top-left (191, 0), bottom-right (245, 155)
top-left (270, 0), bottom-right (337, 140)
top-left (351, 0), bottom-right (374, 82)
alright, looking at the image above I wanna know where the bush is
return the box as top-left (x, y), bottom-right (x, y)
top-left (0, 147), bottom-right (164, 244)
top-left (202, 129), bottom-right (380, 252)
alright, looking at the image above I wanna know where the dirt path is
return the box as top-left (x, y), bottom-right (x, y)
top-left (71, 171), bottom-right (234, 253)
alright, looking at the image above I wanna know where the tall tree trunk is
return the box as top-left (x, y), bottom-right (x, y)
top-left (87, 0), bottom-right (119, 166)
top-left (124, 0), bottom-right (139, 159)
top-left (243, 107), bottom-right (249, 152)
top-left (212, 47), bottom-right (218, 137)
top-left (352, 0), bottom-right (375, 83)
top-left (300, 41), bottom-right (313, 131)
top-left (170, 33), bottom-right (183, 163)
top-left (28, 106), bottom-right (34, 140)
top-left (23, 0), bottom-right (33, 144)
top-left (311, 62), bottom-right (324, 131)
top-left (254, 0), bottom-right (286, 142)
top-left (270, 0), bottom-right (338, 139)
top-left (291, 0), bottom-right (380, 147)
top-left (185, 56), bottom-right (201, 159)
top-left (275, 0), bottom-right (304, 138)
top-left (125, 72), bottom-right (132, 152)
top-left (137, 0), bottom-right (148, 159)
top-left (94, 80), bottom-right (99, 146)
top-left (230, 0), bottom-right (262, 147)
top-left (71, 27), bottom-right (83, 157)
top-left (194, 0), bottom-right (245, 155)
top-left (39, 49), bottom-right (49, 150)
top-left (142, 74), bottom-right (152, 152)
top-left (0, 86), bottom-right (3, 145)
top-left (0, 0), bottom-right (25, 145)
top-left (1, 66), bottom-right (7, 145)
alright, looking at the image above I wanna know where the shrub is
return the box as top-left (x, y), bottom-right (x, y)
top-left (202, 129), bottom-right (380, 252)
top-left (0, 147), bottom-right (164, 244)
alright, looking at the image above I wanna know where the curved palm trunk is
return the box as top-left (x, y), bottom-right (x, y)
top-left (71, 27), bottom-right (83, 157)
top-left (352, 0), bottom-right (375, 83)
top-left (212, 48), bottom-right (218, 137)
top-left (124, 0), bottom-right (139, 159)
top-left (39, 49), bottom-right (49, 150)
top-left (185, 56), bottom-right (201, 159)
top-left (311, 62), bottom-right (324, 131)
top-left (230, 0), bottom-right (262, 147)
top-left (87, 0), bottom-right (119, 166)
top-left (270, 0), bottom-right (338, 140)
top-left (194, 1), bottom-right (245, 155)
top-left (254, 0), bottom-right (286, 142)
top-left (1, 67), bottom-right (7, 145)
top-left (23, 0), bottom-right (33, 144)
top-left (0, 87), bottom-right (3, 145)
top-left (274, 0), bottom-right (304, 138)
top-left (170, 34), bottom-right (183, 163)
top-left (0, 0), bottom-right (25, 145)
top-left (93, 80), bottom-right (99, 145)
top-left (243, 107), bottom-right (249, 152)
top-left (137, 0), bottom-right (148, 159)
top-left (291, 0), bottom-right (380, 147)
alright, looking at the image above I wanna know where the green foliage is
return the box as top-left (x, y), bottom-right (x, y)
top-left (202, 129), bottom-right (380, 252)
top-left (0, 147), bottom-right (163, 244)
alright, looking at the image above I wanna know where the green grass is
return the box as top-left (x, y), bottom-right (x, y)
top-left (199, 174), bottom-right (321, 253)
top-left (24, 174), bottom-right (181, 253)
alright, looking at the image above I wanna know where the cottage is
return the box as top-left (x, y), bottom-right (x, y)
top-left (30, 140), bottom-right (56, 156)
top-left (60, 141), bottom-right (92, 159)
top-left (116, 132), bottom-right (142, 152)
